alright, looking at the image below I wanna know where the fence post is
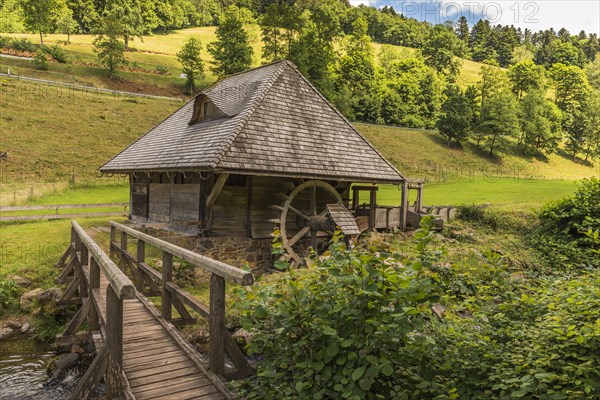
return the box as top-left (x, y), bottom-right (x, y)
top-left (105, 285), bottom-right (123, 399)
top-left (209, 273), bottom-right (225, 376)
top-left (88, 258), bottom-right (100, 332)
top-left (161, 252), bottom-right (173, 321)
top-left (120, 231), bottom-right (127, 270)
top-left (109, 226), bottom-right (116, 259)
top-left (136, 240), bottom-right (145, 292)
top-left (79, 245), bottom-right (89, 298)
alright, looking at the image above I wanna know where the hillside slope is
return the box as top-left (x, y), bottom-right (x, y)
top-left (1, 27), bottom-right (487, 95)
top-left (1, 77), bottom-right (595, 208)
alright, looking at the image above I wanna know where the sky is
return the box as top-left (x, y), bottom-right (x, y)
top-left (349, 1), bottom-right (600, 35)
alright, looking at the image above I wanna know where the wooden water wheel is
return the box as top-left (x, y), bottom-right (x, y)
top-left (272, 180), bottom-right (344, 263)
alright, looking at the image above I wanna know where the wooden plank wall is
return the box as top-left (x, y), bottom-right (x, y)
top-left (131, 175), bottom-right (148, 219)
top-left (212, 185), bottom-right (247, 237)
top-left (172, 184), bottom-right (201, 221)
top-left (149, 183), bottom-right (170, 222)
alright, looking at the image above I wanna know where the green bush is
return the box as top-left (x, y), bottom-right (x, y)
top-left (533, 177), bottom-right (600, 268)
top-left (33, 49), bottom-right (49, 70)
top-left (10, 37), bottom-right (37, 52)
top-left (0, 35), bottom-right (10, 48)
top-left (42, 44), bottom-right (68, 63)
top-left (0, 279), bottom-right (22, 313)
top-left (234, 218), bottom-right (444, 399)
top-left (155, 65), bottom-right (169, 75)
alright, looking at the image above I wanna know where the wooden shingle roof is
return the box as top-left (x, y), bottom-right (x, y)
top-left (100, 61), bottom-right (404, 184)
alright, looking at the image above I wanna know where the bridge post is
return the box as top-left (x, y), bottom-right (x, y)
top-left (88, 258), bottom-right (100, 332)
top-left (161, 252), bottom-right (173, 321)
top-left (109, 225), bottom-right (116, 258)
top-left (105, 285), bottom-right (124, 399)
top-left (79, 246), bottom-right (89, 299)
top-left (209, 273), bottom-right (225, 376)
top-left (120, 231), bottom-right (128, 271)
top-left (136, 240), bottom-right (145, 292)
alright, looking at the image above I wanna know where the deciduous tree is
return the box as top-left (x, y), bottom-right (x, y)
top-left (436, 85), bottom-right (473, 145)
top-left (176, 37), bottom-right (205, 94)
top-left (207, 5), bottom-right (254, 77)
top-left (19, 0), bottom-right (60, 44)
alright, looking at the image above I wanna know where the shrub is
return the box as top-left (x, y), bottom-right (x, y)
top-left (42, 44), bottom-right (67, 63)
top-left (533, 177), bottom-right (600, 268)
top-left (155, 65), bottom-right (169, 75)
top-left (10, 37), bottom-right (37, 52)
top-left (33, 49), bottom-right (49, 70)
top-left (234, 218), bottom-right (444, 399)
top-left (0, 279), bottom-right (22, 313)
top-left (0, 35), bottom-right (10, 48)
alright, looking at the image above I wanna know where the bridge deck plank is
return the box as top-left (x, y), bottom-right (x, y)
top-left (96, 266), bottom-right (232, 399)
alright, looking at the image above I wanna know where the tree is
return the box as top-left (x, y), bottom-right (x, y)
top-left (66, 0), bottom-right (98, 33)
top-left (422, 24), bottom-right (462, 81)
top-left (53, 1), bottom-right (78, 42)
top-left (105, 0), bottom-right (145, 49)
top-left (436, 85), bottom-right (473, 145)
top-left (176, 37), bottom-right (205, 94)
top-left (508, 60), bottom-right (546, 100)
top-left (478, 90), bottom-right (519, 155)
top-left (259, 1), bottom-right (297, 63)
top-left (207, 5), bottom-right (254, 77)
top-left (456, 16), bottom-right (469, 45)
top-left (517, 90), bottom-right (562, 154)
top-left (93, 12), bottom-right (126, 77)
top-left (510, 44), bottom-right (534, 64)
top-left (585, 54), bottom-right (600, 91)
top-left (338, 17), bottom-right (374, 95)
top-left (478, 65), bottom-right (508, 110)
top-left (19, 0), bottom-right (59, 44)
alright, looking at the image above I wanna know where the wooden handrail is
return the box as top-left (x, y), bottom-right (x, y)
top-left (72, 220), bottom-right (135, 299)
top-left (109, 220), bottom-right (254, 286)
top-left (109, 220), bottom-right (254, 378)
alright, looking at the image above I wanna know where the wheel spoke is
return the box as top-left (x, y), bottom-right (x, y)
top-left (288, 226), bottom-right (311, 247)
top-left (311, 230), bottom-right (317, 251)
top-left (310, 185), bottom-right (317, 215)
top-left (288, 205), bottom-right (310, 221)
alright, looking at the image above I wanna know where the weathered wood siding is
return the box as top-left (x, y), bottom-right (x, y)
top-left (172, 184), bottom-right (200, 221)
top-left (211, 184), bottom-right (247, 237)
top-left (149, 183), bottom-right (170, 222)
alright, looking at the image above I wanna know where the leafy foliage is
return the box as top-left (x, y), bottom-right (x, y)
top-left (533, 177), bottom-right (600, 269)
top-left (207, 5), bottom-right (253, 78)
top-left (176, 37), bottom-right (204, 93)
top-left (234, 218), bottom-right (442, 399)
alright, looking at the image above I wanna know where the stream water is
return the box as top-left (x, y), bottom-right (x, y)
top-left (0, 335), bottom-right (78, 400)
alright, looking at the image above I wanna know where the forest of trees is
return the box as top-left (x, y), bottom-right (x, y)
top-left (1, 0), bottom-right (599, 161)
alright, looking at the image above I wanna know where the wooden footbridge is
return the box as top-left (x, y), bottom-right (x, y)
top-left (55, 220), bottom-right (254, 400)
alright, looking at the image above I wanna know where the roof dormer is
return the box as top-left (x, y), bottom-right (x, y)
top-left (189, 94), bottom-right (226, 125)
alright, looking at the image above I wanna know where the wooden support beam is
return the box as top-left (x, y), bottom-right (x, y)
top-left (209, 273), bottom-right (225, 376)
top-left (135, 240), bottom-right (145, 292)
top-left (110, 225), bottom-right (116, 259)
top-left (67, 347), bottom-right (108, 400)
top-left (206, 173), bottom-right (229, 207)
top-left (61, 298), bottom-right (91, 337)
top-left (400, 181), bottom-right (408, 231)
top-left (105, 285), bottom-right (123, 399)
top-left (161, 252), bottom-right (173, 321)
top-left (120, 231), bottom-right (128, 271)
top-left (369, 188), bottom-right (377, 230)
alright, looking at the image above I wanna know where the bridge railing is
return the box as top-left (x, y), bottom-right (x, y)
top-left (108, 220), bottom-right (254, 379)
top-left (56, 220), bottom-right (136, 400)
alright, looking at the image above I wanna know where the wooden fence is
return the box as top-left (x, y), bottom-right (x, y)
top-left (55, 220), bottom-right (136, 400)
top-left (108, 220), bottom-right (254, 379)
top-left (0, 202), bottom-right (128, 222)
